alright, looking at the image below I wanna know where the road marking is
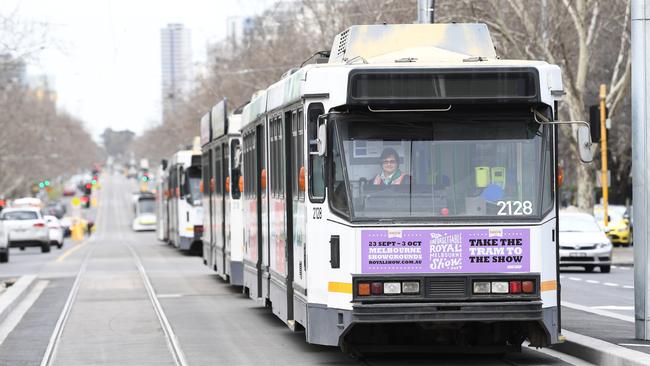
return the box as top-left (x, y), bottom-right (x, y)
top-left (619, 343), bottom-right (650, 347)
top-left (586, 280), bottom-right (600, 284)
top-left (55, 242), bottom-right (87, 262)
top-left (0, 280), bottom-right (48, 346)
top-left (593, 305), bottom-right (634, 310)
top-left (624, 285), bottom-right (634, 289)
top-left (158, 294), bottom-right (183, 298)
top-left (568, 277), bottom-right (583, 281)
top-left (562, 301), bottom-right (634, 323)
top-left (604, 282), bottom-right (620, 287)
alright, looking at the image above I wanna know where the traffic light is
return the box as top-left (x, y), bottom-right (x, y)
top-left (44, 180), bottom-right (50, 187)
top-left (589, 104), bottom-right (608, 143)
top-left (141, 174), bottom-right (149, 182)
top-left (38, 182), bottom-right (45, 189)
top-left (84, 182), bottom-right (92, 195)
top-left (81, 195), bottom-right (90, 208)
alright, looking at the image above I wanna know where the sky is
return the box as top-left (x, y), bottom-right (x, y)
top-left (1, 0), bottom-right (274, 138)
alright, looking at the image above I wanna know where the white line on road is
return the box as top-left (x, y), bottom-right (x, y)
top-left (568, 277), bottom-right (583, 281)
top-left (586, 280), bottom-right (600, 284)
top-left (619, 343), bottom-right (650, 347)
top-left (624, 285), bottom-right (634, 289)
top-left (157, 294), bottom-right (184, 299)
top-left (604, 282), bottom-right (620, 287)
top-left (0, 280), bottom-right (48, 346)
top-left (592, 305), bottom-right (634, 310)
top-left (562, 301), bottom-right (634, 323)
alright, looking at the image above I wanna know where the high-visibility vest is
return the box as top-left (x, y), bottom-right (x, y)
top-left (373, 173), bottom-right (407, 185)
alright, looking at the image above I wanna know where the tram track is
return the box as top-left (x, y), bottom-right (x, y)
top-left (114, 177), bottom-right (189, 366)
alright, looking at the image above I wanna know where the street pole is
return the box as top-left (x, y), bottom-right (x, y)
top-left (417, 0), bottom-right (435, 24)
top-left (632, 0), bottom-right (650, 340)
top-left (600, 84), bottom-right (609, 227)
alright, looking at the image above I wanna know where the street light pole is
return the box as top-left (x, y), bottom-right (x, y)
top-left (600, 84), bottom-right (609, 228)
top-left (631, 0), bottom-right (650, 340)
top-left (417, 0), bottom-right (435, 24)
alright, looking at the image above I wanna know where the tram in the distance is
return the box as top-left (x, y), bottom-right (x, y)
top-left (200, 99), bottom-right (244, 284)
top-left (234, 23), bottom-right (595, 352)
top-left (165, 147), bottom-right (204, 253)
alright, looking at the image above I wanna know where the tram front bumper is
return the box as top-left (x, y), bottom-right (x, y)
top-left (351, 300), bottom-right (543, 323)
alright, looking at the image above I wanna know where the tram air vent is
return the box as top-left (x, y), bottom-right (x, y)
top-left (425, 277), bottom-right (469, 300)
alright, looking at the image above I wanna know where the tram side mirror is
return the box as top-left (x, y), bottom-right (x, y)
top-left (577, 125), bottom-right (594, 163)
top-left (161, 159), bottom-right (168, 170)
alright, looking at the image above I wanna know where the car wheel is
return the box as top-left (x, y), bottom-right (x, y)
top-left (0, 249), bottom-right (8, 263)
top-left (57, 242), bottom-right (63, 249)
top-left (41, 242), bottom-right (51, 253)
top-left (600, 265), bottom-right (611, 273)
top-left (584, 265), bottom-right (595, 273)
top-left (20, 247), bottom-right (25, 251)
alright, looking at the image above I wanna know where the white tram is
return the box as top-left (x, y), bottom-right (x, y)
top-left (200, 99), bottom-right (245, 284)
top-left (166, 148), bottom-right (204, 252)
top-left (234, 23), bottom-right (593, 351)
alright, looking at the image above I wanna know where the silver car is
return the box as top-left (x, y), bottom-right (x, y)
top-left (1, 207), bottom-right (51, 253)
top-left (559, 211), bottom-right (612, 273)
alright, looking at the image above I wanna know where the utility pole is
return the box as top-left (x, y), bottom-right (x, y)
top-left (632, 0), bottom-right (650, 340)
top-left (600, 84), bottom-right (609, 227)
top-left (417, 0), bottom-right (435, 24)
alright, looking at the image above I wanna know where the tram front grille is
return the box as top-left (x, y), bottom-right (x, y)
top-left (425, 277), bottom-right (469, 300)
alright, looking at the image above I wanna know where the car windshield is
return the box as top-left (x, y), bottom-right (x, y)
top-left (329, 112), bottom-right (552, 221)
top-left (2, 211), bottom-right (38, 220)
top-left (138, 198), bottom-right (155, 214)
top-left (559, 215), bottom-right (601, 232)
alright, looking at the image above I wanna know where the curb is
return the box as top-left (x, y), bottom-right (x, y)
top-left (0, 275), bottom-right (37, 325)
top-left (552, 330), bottom-right (650, 366)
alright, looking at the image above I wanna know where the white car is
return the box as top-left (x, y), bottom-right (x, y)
top-left (44, 215), bottom-right (65, 249)
top-left (0, 219), bottom-right (8, 262)
top-left (1, 207), bottom-right (51, 253)
top-left (559, 211), bottom-right (612, 273)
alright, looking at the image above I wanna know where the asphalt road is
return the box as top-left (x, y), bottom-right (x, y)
top-left (0, 174), bottom-right (592, 366)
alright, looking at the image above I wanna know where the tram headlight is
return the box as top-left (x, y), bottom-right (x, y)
top-left (473, 281), bottom-right (491, 294)
top-left (401, 281), bottom-right (420, 294)
top-left (383, 282), bottom-right (401, 295)
top-left (491, 281), bottom-right (509, 294)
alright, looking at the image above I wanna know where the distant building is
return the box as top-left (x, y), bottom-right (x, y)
top-left (226, 16), bottom-right (254, 48)
top-left (0, 54), bottom-right (27, 87)
top-left (160, 23), bottom-right (193, 123)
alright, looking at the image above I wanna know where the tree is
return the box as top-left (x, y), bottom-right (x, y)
top-left (437, 0), bottom-right (631, 210)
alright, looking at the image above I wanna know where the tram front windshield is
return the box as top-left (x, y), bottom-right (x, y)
top-left (138, 198), bottom-right (155, 214)
top-left (329, 112), bottom-right (553, 221)
top-left (185, 167), bottom-right (202, 205)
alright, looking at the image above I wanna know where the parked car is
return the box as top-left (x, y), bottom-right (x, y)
top-left (0, 218), bottom-right (8, 262)
top-left (44, 201), bottom-right (66, 219)
top-left (44, 215), bottom-right (65, 249)
top-left (0, 207), bottom-right (51, 253)
top-left (559, 211), bottom-right (612, 273)
top-left (59, 216), bottom-right (72, 237)
top-left (594, 206), bottom-right (632, 246)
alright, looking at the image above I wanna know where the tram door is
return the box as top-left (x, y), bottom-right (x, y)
top-left (221, 142), bottom-right (227, 276)
top-left (283, 111), bottom-right (295, 321)
top-left (256, 125), bottom-right (266, 298)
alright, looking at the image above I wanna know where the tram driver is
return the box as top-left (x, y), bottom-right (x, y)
top-left (372, 148), bottom-right (409, 185)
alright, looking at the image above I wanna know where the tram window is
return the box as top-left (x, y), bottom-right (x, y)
top-left (330, 127), bottom-right (350, 216)
top-left (291, 110), bottom-right (298, 200)
top-left (298, 109), bottom-right (304, 202)
top-left (308, 103), bottom-right (325, 202)
top-left (231, 139), bottom-right (241, 199)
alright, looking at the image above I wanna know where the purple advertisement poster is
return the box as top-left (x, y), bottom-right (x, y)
top-left (361, 228), bottom-right (530, 274)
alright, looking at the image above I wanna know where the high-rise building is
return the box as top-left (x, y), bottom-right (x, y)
top-left (160, 23), bottom-right (192, 123)
top-left (0, 54), bottom-right (26, 88)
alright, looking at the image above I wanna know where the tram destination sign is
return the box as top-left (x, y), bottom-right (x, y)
top-left (361, 228), bottom-right (530, 273)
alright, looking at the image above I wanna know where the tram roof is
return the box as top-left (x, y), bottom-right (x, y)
top-left (240, 24), bottom-right (563, 128)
